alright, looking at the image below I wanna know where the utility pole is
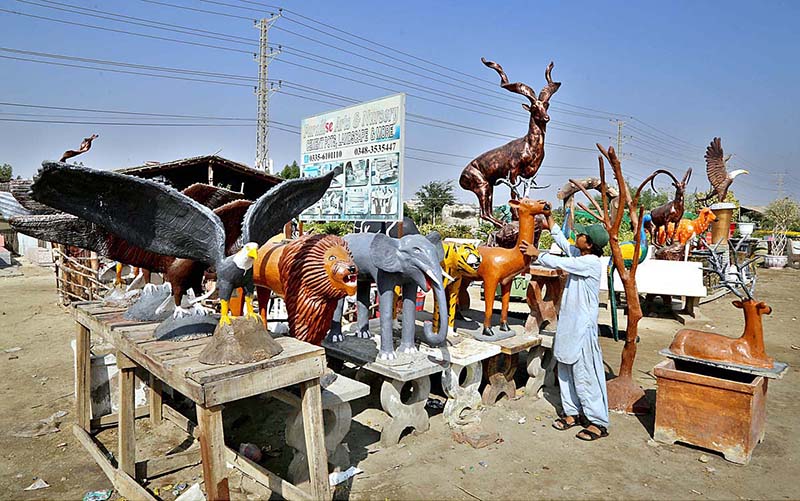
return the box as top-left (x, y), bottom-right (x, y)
top-left (615, 119), bottom-right (625, 155)
top-left (254, 12), bottom-right (281, 171)
top-left (774, 172), bottom-right (785, 199)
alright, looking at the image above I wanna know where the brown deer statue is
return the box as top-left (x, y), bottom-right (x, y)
top-left (474, 198), bottom-right (551, 339)
top-left (668, 238), bottom-right (775, 369)
top-left (648, 167), bottom-right (691, 242)
top-left (459, 58), bottom-right (560, 228)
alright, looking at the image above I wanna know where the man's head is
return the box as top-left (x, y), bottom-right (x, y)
top-left (574, 223), bottom-right (609, 257)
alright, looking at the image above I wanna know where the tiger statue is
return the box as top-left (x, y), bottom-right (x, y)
top-left (432, 242), bottom-right (482, 335)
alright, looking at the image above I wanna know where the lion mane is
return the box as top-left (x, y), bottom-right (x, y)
top-left (279, 234), bottom-right (352, 345)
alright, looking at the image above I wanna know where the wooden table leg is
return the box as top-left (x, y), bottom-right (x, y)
top-left (117, 351), bottom-right (137, 478)
top-left (75, 323), bottom-right (91, 431)
top-left (149, 375), bottom-right (163, 426)
top-left (300, 378), bottom-right (332, 500)
top-left (196, 404), bottom-right (230, 501)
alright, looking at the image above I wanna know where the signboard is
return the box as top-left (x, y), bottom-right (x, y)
top-left (300, 93), bottom-right (405, 222)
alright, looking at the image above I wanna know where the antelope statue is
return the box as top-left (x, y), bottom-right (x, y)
top-left (668, 239), bottom-right (774, 369)
top-left (648, 167), bottom-right (692, 242)
top-left (475, 198), bottom-right (551, 339)
top-left (459, 58), bottom-right (561, 228)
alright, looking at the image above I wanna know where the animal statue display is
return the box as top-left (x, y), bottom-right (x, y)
top-left (647, 168), bottom-right (692, 243)
top-left (60, 133), bottom-right (99, 163)
top-left (668, 239), bottom-right (774, 369)
top-left (328, 231), bottom-right (449, 360)
top-left (431, 242), bottom-right (482, 335)
top-left (360, 216), bottom-right (419, 237)
top-left (473, 198), bottom-right (551, 339)
top-left (656, 207), bottom-right (717, 246)
top-left (253, 234), bottom-right (358, 345)
top-left (25, 161), bottom-right (334, 328)
top-left (11, 181), bottom-right (249, 316)
top-left (698, 137), bottom-right (749, 204)
top-left (459, 58), bottom-right (560, 227)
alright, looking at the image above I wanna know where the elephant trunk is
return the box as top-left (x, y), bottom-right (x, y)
top-left (421, 282), bottom-right (449, 347)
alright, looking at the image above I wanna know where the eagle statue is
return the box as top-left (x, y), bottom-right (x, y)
top-left (27, 161), bottom-right (334, 326)
top-left (700, 137), bottom-right (749, 203)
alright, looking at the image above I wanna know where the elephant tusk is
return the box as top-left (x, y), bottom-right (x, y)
top-left (441, 270), bottom-right (455, 283)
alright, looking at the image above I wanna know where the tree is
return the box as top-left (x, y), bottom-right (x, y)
top-left (415, 180), bottom-right (456, 224)
top-left (764, 197), bottom-right (800, 231)
top-left (403, 203), bottom-right (422, 226)
top-left (638, 188), bottom-right (670, 211)
top-left (0, 163), bottom-right (12, 183)
top-left (279, 161), bottom-right (300, 179)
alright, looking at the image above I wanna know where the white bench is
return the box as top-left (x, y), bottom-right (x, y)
top-left (600, 254), bottom-right (707, 317)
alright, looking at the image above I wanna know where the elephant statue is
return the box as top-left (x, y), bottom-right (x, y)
top-left (328, 231), bottom-right (449, 360)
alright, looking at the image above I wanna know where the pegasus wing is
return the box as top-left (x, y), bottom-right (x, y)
top-left (30, 161), bottom-right (226, 267)
top-left (705, 137), bottom-right (729, 196)
top-left (241, 171), bottom-right (335, 244)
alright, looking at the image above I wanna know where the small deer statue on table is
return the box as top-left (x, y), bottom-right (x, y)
top-left (668, 238), bottom-right (774, 369)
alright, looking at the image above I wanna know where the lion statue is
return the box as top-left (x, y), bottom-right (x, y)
top-left (254, 234), bottom-right (357, 345)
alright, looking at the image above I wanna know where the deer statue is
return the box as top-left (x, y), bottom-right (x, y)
top-left (474, 198), bottom-right (551, 339)
top-left (668, 238), bottom-right (775, 369)
top-left (648, 167), bottom-right (692, 242)
top-left (459, 58), bottom-right (561, 228)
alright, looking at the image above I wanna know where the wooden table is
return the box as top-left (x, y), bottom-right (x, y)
top-left (526, 265), bottom-right (566, 334)
top-left (322, 321), bottom-right (445, 447)
top-left (72, 301), bottom-right (331, 501)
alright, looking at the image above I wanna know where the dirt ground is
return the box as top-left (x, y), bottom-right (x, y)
top-left (1, 260), bottom-right (799, 500)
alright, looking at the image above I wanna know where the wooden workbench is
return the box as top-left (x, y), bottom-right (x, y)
top-left (72, 301), bottom-right (331, 501)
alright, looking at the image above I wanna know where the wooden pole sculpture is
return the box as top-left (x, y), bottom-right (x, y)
top-left (568, 144), bottom-right (664, 413)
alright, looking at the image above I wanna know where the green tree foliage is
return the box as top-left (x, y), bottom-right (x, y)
top-left (403, 203), bottom-right (423, 226)
top-left (638, 188), bottom-right (670, 211)
top-left (279, 161), bottom-right (300, 179)
top-left (304, 221), bottom-right (354, 236)
top-left (415, 180), bottom-right (455, 224)
top-left (0, 163), bottom-right (12, 182)
top-left (764, 197), bottom-right (800, 231)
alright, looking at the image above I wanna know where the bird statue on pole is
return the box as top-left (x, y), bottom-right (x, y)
top-left (699, 137), bottom-right (749, 203)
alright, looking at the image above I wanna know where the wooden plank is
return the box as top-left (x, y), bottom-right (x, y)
top-left (187, 337), bottom-right (323, 384)
top-left (144, 338), bottom-right (209, 356)
top-left (163, 405), bottom-right (199, 439)
top-left (203, 356), bottom-right (325, 407)
top-left (196, 404), bottom-right (230, 501)
top-left (135, 447), bottom-right (201, 480)
top-left (491, 331), bottom-right (542, 355)
top-left (300, 378), bottom-right (332, 501)
top-left (118, 352), bottom-right (137, 479)
top-left (72, 425), bottom-right (155, 501)
top-left (149, 375), bottom-right (163, 425)
top-left (75, 323), bottom-right (92, 430)
top-left (225, 446), bottom-right (313, 501)
top-left (90, 405), bottom-right (149, 429)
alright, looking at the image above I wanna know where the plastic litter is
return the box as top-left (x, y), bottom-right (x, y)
top-left (517, 417), bottom-right (526, 424)
top-left (175, 483), bottom-right (205, 501)
top-left (24, 479), bottom-right (50, 491)
top-left (4, 347), bottom-right (22, 353)
top-left (11, 410), bottom-right (68, 438)
top-left (172, 482), bottom-right (189, 496)
top-left (238, 443), bottom-right (262, 462)
top-left (329, 466), bottom-right (362, 486)
top-left (83, 489), bottom-right (113, 501)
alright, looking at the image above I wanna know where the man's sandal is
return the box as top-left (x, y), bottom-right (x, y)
top-left (576, 425), bottom-right (608, 441)
top-left (552, 416), bottom-right (581, 431)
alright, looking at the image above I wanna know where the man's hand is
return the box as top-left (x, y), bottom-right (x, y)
top-left (519, 239), bottom-right (540, 258)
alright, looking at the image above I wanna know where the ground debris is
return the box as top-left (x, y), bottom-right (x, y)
top-left (452, 428), bottom-right (502, 449)
top-left (24, 478), bottom-right (49, 491)
top-left (10, 410), bottom-right (68, 438)
top-left (698, 454), bottom-right (710, 463)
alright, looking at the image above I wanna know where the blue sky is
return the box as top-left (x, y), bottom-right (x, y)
top-left (1, 0), bottom-right (798, 206)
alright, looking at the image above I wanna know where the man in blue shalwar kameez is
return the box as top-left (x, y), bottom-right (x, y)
top-left (520, 212), bottom-right (610, 441)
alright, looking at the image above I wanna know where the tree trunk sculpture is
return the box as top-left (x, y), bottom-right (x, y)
top-left (569, 144), bottom-right (668, 414)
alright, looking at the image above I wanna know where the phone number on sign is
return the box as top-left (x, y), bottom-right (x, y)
top-left (353, 143), bottom-right (397, 156)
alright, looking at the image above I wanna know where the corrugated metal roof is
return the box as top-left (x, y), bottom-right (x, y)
top-left (0, 192), bottom-right (29, 219)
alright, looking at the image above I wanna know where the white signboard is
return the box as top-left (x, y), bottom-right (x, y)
top-left (300, 93), bottom-right (405, 222)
